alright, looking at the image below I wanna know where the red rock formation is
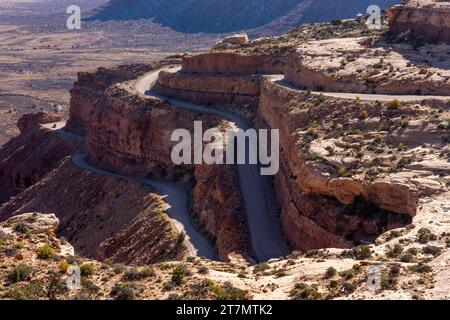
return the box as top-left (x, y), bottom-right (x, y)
top-left (66, 64), bottom-right (158, 135)
top-left (182, 52), bottom-right (284, 74)
top-left (17, 112), bottom-right (62, 134)
top-left (387, 3), bottom-right (450, 43)
top-left (155, 71), bottom-right (261, 108)
top-left (0, 114), bottom-right (82, 204)
top-left (193, 163), bottom-right (249, 259)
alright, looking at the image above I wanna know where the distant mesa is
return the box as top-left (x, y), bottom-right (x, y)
top-left (88, 0), bottom-right (399, 34)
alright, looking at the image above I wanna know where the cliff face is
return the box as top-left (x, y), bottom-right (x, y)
top-left (182, 53), bottom-right (284, 75)
top-left (66, 64), bottom-right (157, 135)
top-left (387, 4), bottom-right (450, 43)
top-left (0, 114), bottom-right (82, 204)
top-left (257, 80), bottom-right (421, 249)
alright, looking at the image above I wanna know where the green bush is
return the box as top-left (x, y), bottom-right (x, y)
top-left (36, 246), bottom-right (55, 260)
top-left (171, 265), bottom-right (189, 286)
top-left (197, 266), bottom-right (209, 275)
top-left (123, 267), bottom-right (155, 281)
top-left (14, 223), bottom-right (29, 235)
top-left (386, 244), bottom-right (404, 258)
top-left (417, 228), bottom-right (437, 244)
top-left (177, 232), bottom-right (186, 245)
top-left (290, 284), bottom-right (322, 300)
top-left (380, 274), bottom-right (397, 290)
top-left (110, 283), bottom-right (135, 300)
top-left (400, 253), bottom-right (416, 263)
top-left (253, 263), bottom-right (270, 274)
top-left (204, 279), bottom-right (248, 300)
top-left (352, 245), bottom-right (372, 260)
top-left (5, 283), bottom-right (43, 300)
top-left (408, 263), bottom-right (432, 274)
top-left (8, 264), bottom-right (33, 283)
top-left (422, 245), bottom-right (442, 257)
top-left (80, 264), bottom-right (95, 276)
top-left (324, 267), bottom-right (337, 279)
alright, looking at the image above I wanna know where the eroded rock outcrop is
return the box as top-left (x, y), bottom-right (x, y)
top-left (285, 37), bottom-right (450, 95)
top-left (387, 1), bottom-right (450, 43)
top-left (0, 113), bottom-right (82, 204)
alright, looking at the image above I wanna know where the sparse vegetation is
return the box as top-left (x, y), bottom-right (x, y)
top-left (110, 283), bottom-right (135, 300)
top-left (36, 246), bottom-right (55, 260)
top-left (80, 264), bottom-right (95, 277)
top-left (203, 279), bottom-right (248, 300)
top-left (8, 264), bottom-right (33, 283)
top-left (417, 228), bottom-right (437, 244)
top-left (324, 267), bottom-right (337, 279)
top-left (289, 283), bottom-right (322, 300)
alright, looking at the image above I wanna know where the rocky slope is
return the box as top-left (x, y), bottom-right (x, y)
top-left (0, 113), bottom-right (83, 204)
top-left (0, 158), bottom-right (186, 264)
top-left (90, 0), bottom-right (398, 34)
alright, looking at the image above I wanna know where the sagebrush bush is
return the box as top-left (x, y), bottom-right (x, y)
top-left (8, 264), bottom-right (33, 283)
top-left (80, 264), bottom-right (95, 276)
top-left (36, 246), bottom-right (55, 260)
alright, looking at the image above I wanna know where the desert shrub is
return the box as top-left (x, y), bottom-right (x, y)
top-left (163, 281), bottom-right (175, 291)
top-left (324, 267), bottom-right (337, 279)
top-left (8, 264), bottom-right (33, 283)
top-left (5, 283), bottom-right (43, 300)
top-left (386, 244), bottom-right (404, 258)
top-left (417, 228), bottom-right (437, 244)
top-left (380, 274), bottom-right (397, 290)
top-left (331, 19), bottom-right (342, 25)
top-left (81, 278), bottom-right (100, 293)
top-left (80, 264), bottom-right (95, 276)
top-left (408, 263), bottom-right (432, 274)
top-left (177, 232), bottom-right (186, 245)
top-left (253, 263), bottom-right (270, 274)
top-left (113, 263), bottom-right (125, 274)
top-left (290, 283), bottom-right (322, 301)
top-left (387, 99), bottom-right (401, 109)
top-left (422, 245), bottom-right (442, 257)
top-left (359, 109), bottom-right (369, 119)
top-left (171, 265), bottom-right (190, 286)
top-left (36, 246), bottom-right (55, 260)
top-left (400, 253), bottom-right (416, 263)
top-left (389, 264), bottom-right (401, 278)
top-left (123, 267), bottom-right (155, 281)
top-left (352, 245), bottom-right (372, 260)
top-left (328, 280), bottom-right (338, 289)
top-left (341, 282), bottom-right (357, 293)
top-left (110, 283), bottom-right (135, 300)
top-left (204, 279), bottom-right (248, 300)
top-left (58, 260), bottom-right (69, 273)
top-left (340, 269), bottom-right (355, 280)
top-left (14, 223), bottom-right (29, 235)
top-left (197, 266), bottom-right (209, 275)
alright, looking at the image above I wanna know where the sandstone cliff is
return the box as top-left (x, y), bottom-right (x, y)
top-left (387, 1), bottom-right (450, 43)
top-left (0, 113), bottom-right (82, 204)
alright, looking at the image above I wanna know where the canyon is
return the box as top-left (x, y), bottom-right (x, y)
top-left (0, 0), bottom-right (449, 300)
